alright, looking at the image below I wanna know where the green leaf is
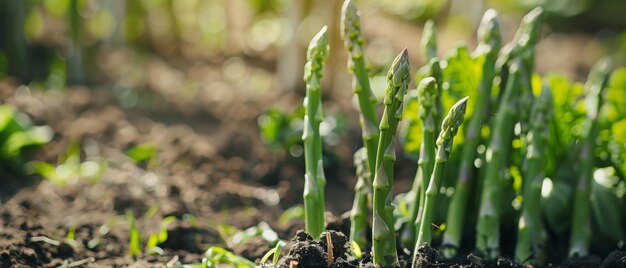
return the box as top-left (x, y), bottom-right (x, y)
top-left (202, 246), bottom-right (255, 268)
top-left (278, 205), bottom-right (304, 226)
top-left (158, 216), bottom-right (177, 243)
top-left (351, 240), bottom-right (362, 259)
top-left (126, 210), bottom-right (141, 257)
top-left (126, 143), bottom-right (157, 164)
top-left (146, 233), bottom-right (159, 253)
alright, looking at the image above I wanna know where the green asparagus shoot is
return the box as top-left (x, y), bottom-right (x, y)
top-left (349, 147), bottom-right (370, 247)
top-left (414, 96), bottom-right (468, 253)
top-left (302, 26), bottom-right (330, 239)
top-left (568, 57), bottom-right (612, 257)
top-left (372, 48), bottom-right (410, 266)
top-left (401, 77), bottom-right (438, 249)
top-left (420, 21), bottom-right (443, 136)
top-left (442, 9), bottom-right (501, 258)
top-left (515, 84), bottom-right (552, 264)
top-left (341, 0), bottom-right (379, 245)
top-left (421, 20), bottom-right (437, 62)
top-left (476, 58), bottom-right (524, 259)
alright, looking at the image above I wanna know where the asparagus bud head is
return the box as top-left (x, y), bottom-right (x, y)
top-left (475, 9), bottom-right (502, 55)
top-left (436, 97), bottom-right (468, 161)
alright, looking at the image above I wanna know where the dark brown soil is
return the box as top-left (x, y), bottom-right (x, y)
top-left (0, 78), bottom-right (311, 267)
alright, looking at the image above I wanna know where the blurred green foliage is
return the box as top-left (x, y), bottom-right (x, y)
top-left (401, 44), bottom-right (482, 158)
top-left (0, 104), bottom-right (52, 175)
top-left (29, 140), bottom-right (106, 186)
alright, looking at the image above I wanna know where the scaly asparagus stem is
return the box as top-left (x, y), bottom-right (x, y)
top-left (372, 49), bottom-right (410, 266)
top-left (341, 0), bottom-right (380, 193)
top-left (349, 147), bottom-right (370, 247)
top-left (421, 20), bottom-right (437, 62)
top-left (302, 26), bottom-right (329, 239)
top-left (414, 97), bottom-right (469, 255)
top-left (568, 57), bottom-right (612, 257)
top-left (420, 20), bottom-right (442, 137)
top-left (400, 77), bottom-right (438, 249)
top-left (515, 85), bottom-right (552, 265)
top-left (475, 58), bottom-right (524, 259)
top-left (442, 9), bottom-right (502, 258)
top-left (494, 7), bottom-right (543, 111)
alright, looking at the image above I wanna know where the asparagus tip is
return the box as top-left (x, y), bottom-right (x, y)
top-left (478, 9), bottom-right (501, 45)
top-left (389, 48), bottom-right (410, 86)
top-left (340, 0), bottom-right (358, 38)
top-left (437, 96), bottom-right (468, 145)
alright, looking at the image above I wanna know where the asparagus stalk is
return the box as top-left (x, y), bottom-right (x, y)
top-left (420, 20), bottom-right (442, 136)
top-left (349, 147), bottom-right (370, 247)
top-left (421, 20), bottom-right (437, 62)
top-left (494, 7), bottom-right (543, 111)
top-left (302, 26), bottom-right (330, 239)
top-left (568, 57), bottom-right (612, 257)
top-left (442, 9), bottom-right (502, 258)
top-left (475, 58), bottom-right (524, 259)
top-left (372, 49), bottom-right (410, 266)
top-left (341, 0), bottom-right (380, 188)
top-left (400, 77), bottom-right (438, 248)
top-left (414, 96), bottom-right (469, 252)
top-left (341, 2), bottom-right (379, 245)
top-left (515, 85), bottom-right (552, 264)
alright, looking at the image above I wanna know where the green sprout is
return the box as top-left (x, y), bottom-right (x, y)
top-left (442, 9), bottom-right (501, 258)
top-left (302, 26), bottom-right (330, 239)
top-left (401, 77), bottom-right (438, 249)
top-left (568, 57), bottom-right (613, 257)
top-left (515, 84), bottom-right (553, 265)
top-left (414, 96), bottom-right (468, 251)
top-left (372, 48), bottom-right (410, 266)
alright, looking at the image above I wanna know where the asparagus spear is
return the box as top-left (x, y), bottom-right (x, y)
top-left (302, 26), bottom-right (329, 239)
top-left (349, 147), bottom-right (370, 247)
top-left (414, 96), bottom-right (469, 252)
top-left (401, 77), bottom-right (438, 248)
top-left (372, 48), bottom-right (410, 266)
top-left (421, 20), bottom-right (438, 62)
top-left (568, 57), bottom-right (612, 257)
top-left (515, 85), bottom-right (552, 264)
top-left (494, 7), bottom-right (543, 111)
top-left (442, 9), bottom-right (502, 258)
top-left (475, 58), bottom-right (524, 259)
top-left (341, 0), bottom-right (380, 190)
top-left (420, 20), bottom-right (442, 136)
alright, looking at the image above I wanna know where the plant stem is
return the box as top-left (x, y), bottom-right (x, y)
top-left (400, 77), bottom-right (438, 249)
top-left (349, 147), bottom-right (370, 247)
top-left (341, 0), bottom-right (380, 182)
top-left (414, 97), bottom-right (468, 256)
top-left (341, 2), bottom-right (380, 245)
top-left (372, 48), bottom-right (410, 267)
top-left (515, 84), bottom-right (552, 265)
top-left (475, 58), bottom-right (524, 259)
top-left (421, 20), bottom-right (437, 63)
top-left (442, 9), bottom-right (501, 258)
top-left (420, 20), bottom-right (442, 136)
top-left (568, 57), bottom-right (612, 257)
top-left (494, 7), bottom-right (543, 112)
top-left (302, 26), bottom-right (329, 239)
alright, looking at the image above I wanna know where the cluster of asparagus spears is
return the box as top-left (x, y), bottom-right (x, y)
top-left (300, 1), bottom-right (618, 267)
